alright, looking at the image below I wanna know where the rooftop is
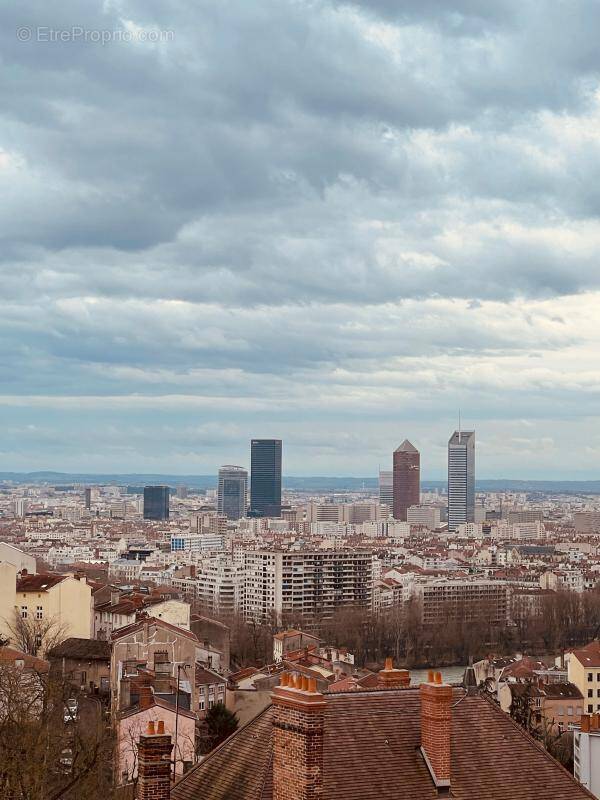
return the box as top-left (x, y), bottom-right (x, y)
top-left (171, 687), bottom-right (591, 800)
top-left (394, 439), bottom-right (418, 454)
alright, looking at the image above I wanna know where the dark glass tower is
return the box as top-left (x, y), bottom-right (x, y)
top-left (143, 485), bottom-right (170, 521)
top-left (249, 439), bottom-right (282, 517)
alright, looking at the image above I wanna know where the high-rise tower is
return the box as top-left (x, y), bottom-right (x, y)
top-left (143, 485), bottom-right (170, 521)
top-left (218, 465), bottom-right (248, 520)
top-left (378, 470), bottom-right (393, 512)
top-left (447, 429), bottom-right (475, 531)
top-left (392, 440), bottom-right (420, 521)
top-left (249, 439), bottom-right (282, 518)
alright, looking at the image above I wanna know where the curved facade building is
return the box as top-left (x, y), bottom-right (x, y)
top-left (217, 465), bottom-right (248, 520)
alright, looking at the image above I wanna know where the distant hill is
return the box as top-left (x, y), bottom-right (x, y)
top-left (0, 472), bottom-right (599, 494)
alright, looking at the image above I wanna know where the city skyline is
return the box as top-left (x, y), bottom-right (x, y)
top-left (3, 2), bottom-right (600, 478)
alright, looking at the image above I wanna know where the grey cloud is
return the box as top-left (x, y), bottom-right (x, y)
top-left (2, 0), bottom-right (600, 473)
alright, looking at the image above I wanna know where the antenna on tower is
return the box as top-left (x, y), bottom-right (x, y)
top-left (458, 409), bottom-right (462, 443)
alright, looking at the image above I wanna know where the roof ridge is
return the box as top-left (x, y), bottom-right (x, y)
top-left (171, 703), bottom-right (273, 790)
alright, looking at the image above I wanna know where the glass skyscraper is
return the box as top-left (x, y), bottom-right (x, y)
top-left (218, 465), bottom-right (248, 520)
top-left (249, 439), bottom-right (282, 517)
top-left (447, 430), bottom-right (475, 531)
top-left (143, 485), bottom-right (170, 521)
top-left (378, 470), bottom-right (393, 512)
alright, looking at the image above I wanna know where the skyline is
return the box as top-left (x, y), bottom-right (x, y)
top-left (3, 2), bottom-right (600, 476)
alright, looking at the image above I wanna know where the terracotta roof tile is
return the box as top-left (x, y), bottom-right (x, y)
top-left (171, 688), bottom-right (592, 800)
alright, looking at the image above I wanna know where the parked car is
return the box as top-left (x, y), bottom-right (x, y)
top-left (63, 698), bottom-right (78, 723)
top-left (59, 746), bottom-right (74, 774)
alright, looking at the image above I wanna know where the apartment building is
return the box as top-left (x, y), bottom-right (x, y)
top-left (410, 578), bottom-right (510, 625)
top-left (0, 567), bottom-right (93, 653)
top-left (569, 641), bottom-right (600, 714)
top-left (195, 555), bottom-right (244, 616)
top-left (243, 549), bottom-right (375, 624)
top-left (406, 505), bottom-right (442, 528)
top-left (170, 533), bottom-right (226, 553)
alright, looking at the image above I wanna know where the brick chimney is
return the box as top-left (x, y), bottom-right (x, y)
top-left (137, 720), bottom-right (172, 800)
top-left (420, 671), bottom-right (452, 791)
top-left (378, 657), bottom-right (410, 689)
top-left (138, 686), bottom-right (154, 711)
top-left (272, 671), bottom-right (326, 800)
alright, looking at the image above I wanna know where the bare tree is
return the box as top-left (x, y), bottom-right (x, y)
top-left (0, 659), bottom-right (115, 800)
top-left (5, 611), bottom-right (69, 658)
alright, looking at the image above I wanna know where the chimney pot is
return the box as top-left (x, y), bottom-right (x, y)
top-left (281, 671), bottom-right (289, 687)
top-left (301, 675), bottom-right (309, 691)
top-left (157, 720), bottom-right (165, 735)
top-left (385, 656), bottom-right (393, 671)
top-left (427, 669), bottom-right (434, 683)
top-left (308, 677), bottom-right (317, 693)
top-left (435, 671), bottom-right (442, 684)
top-left (147, 720), bottom-right (155, 735)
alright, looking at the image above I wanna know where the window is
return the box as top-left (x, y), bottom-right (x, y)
top-left (36, 606), bottom-right (43, 620)
top-left (199, 698), bottom-right (205, 711)
top-left (588, 704), bottom-right (593, 713)
top-left (20, 606), bottom-right (28, 619)
top-left (567, 706), bottom-right (573, 716)
top-left (589, 689), bottom-right (593, 697)
top-left (81, 671), bottom-right (87, 686)
top-left (588, 673), bottom-right (593, 682)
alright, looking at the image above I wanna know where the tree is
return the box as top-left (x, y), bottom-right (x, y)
top-left (5, 611), bottom-right (68, 658)
top-left (0, 658), bottom-right (116, 800)
top-left (198, 703), bottom-right (238, 754)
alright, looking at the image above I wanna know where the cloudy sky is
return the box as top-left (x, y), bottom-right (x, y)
top-left (2, 1), bottom-right (600, 478)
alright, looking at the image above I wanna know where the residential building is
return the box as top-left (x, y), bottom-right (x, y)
top-left (217, 465), bottom-right (248, 521)
top-left (569, 640), bottom-right (600, 714)
top-left (407, 505), bottom-right (442, 528)
top-left (243, 549), bottom-right (375, 624)
top-left (574, 512), bottom-right (600, 534)
top-left (111, 617), bottom-right (202, 717)
top-left (47, 637), bottom-right (111, 695)
top-left (118, 687), bottom-right (196, 784)
top-left (3, 571), bottom-right (93, 654)
top-left (249, 439), bottom-right (282, 518)
top-left (0, 542), bottom-right (36, 573)
top-left (411, 578), bottom-right (510, 625)
top-left (171, 533), bottom-right (225, 553)
top-left (448, 429), bottom-right (475, 531)
top-left (574, 714), bottom-right (600, 797)
top-left (194, 556), bottom-right (244, 617)
top-left (195, 666), bottom-right (227, 717)
top-left (273, 629), bottom-right (321, 662)
top-left (392, 440), bottom-right (420, 521)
